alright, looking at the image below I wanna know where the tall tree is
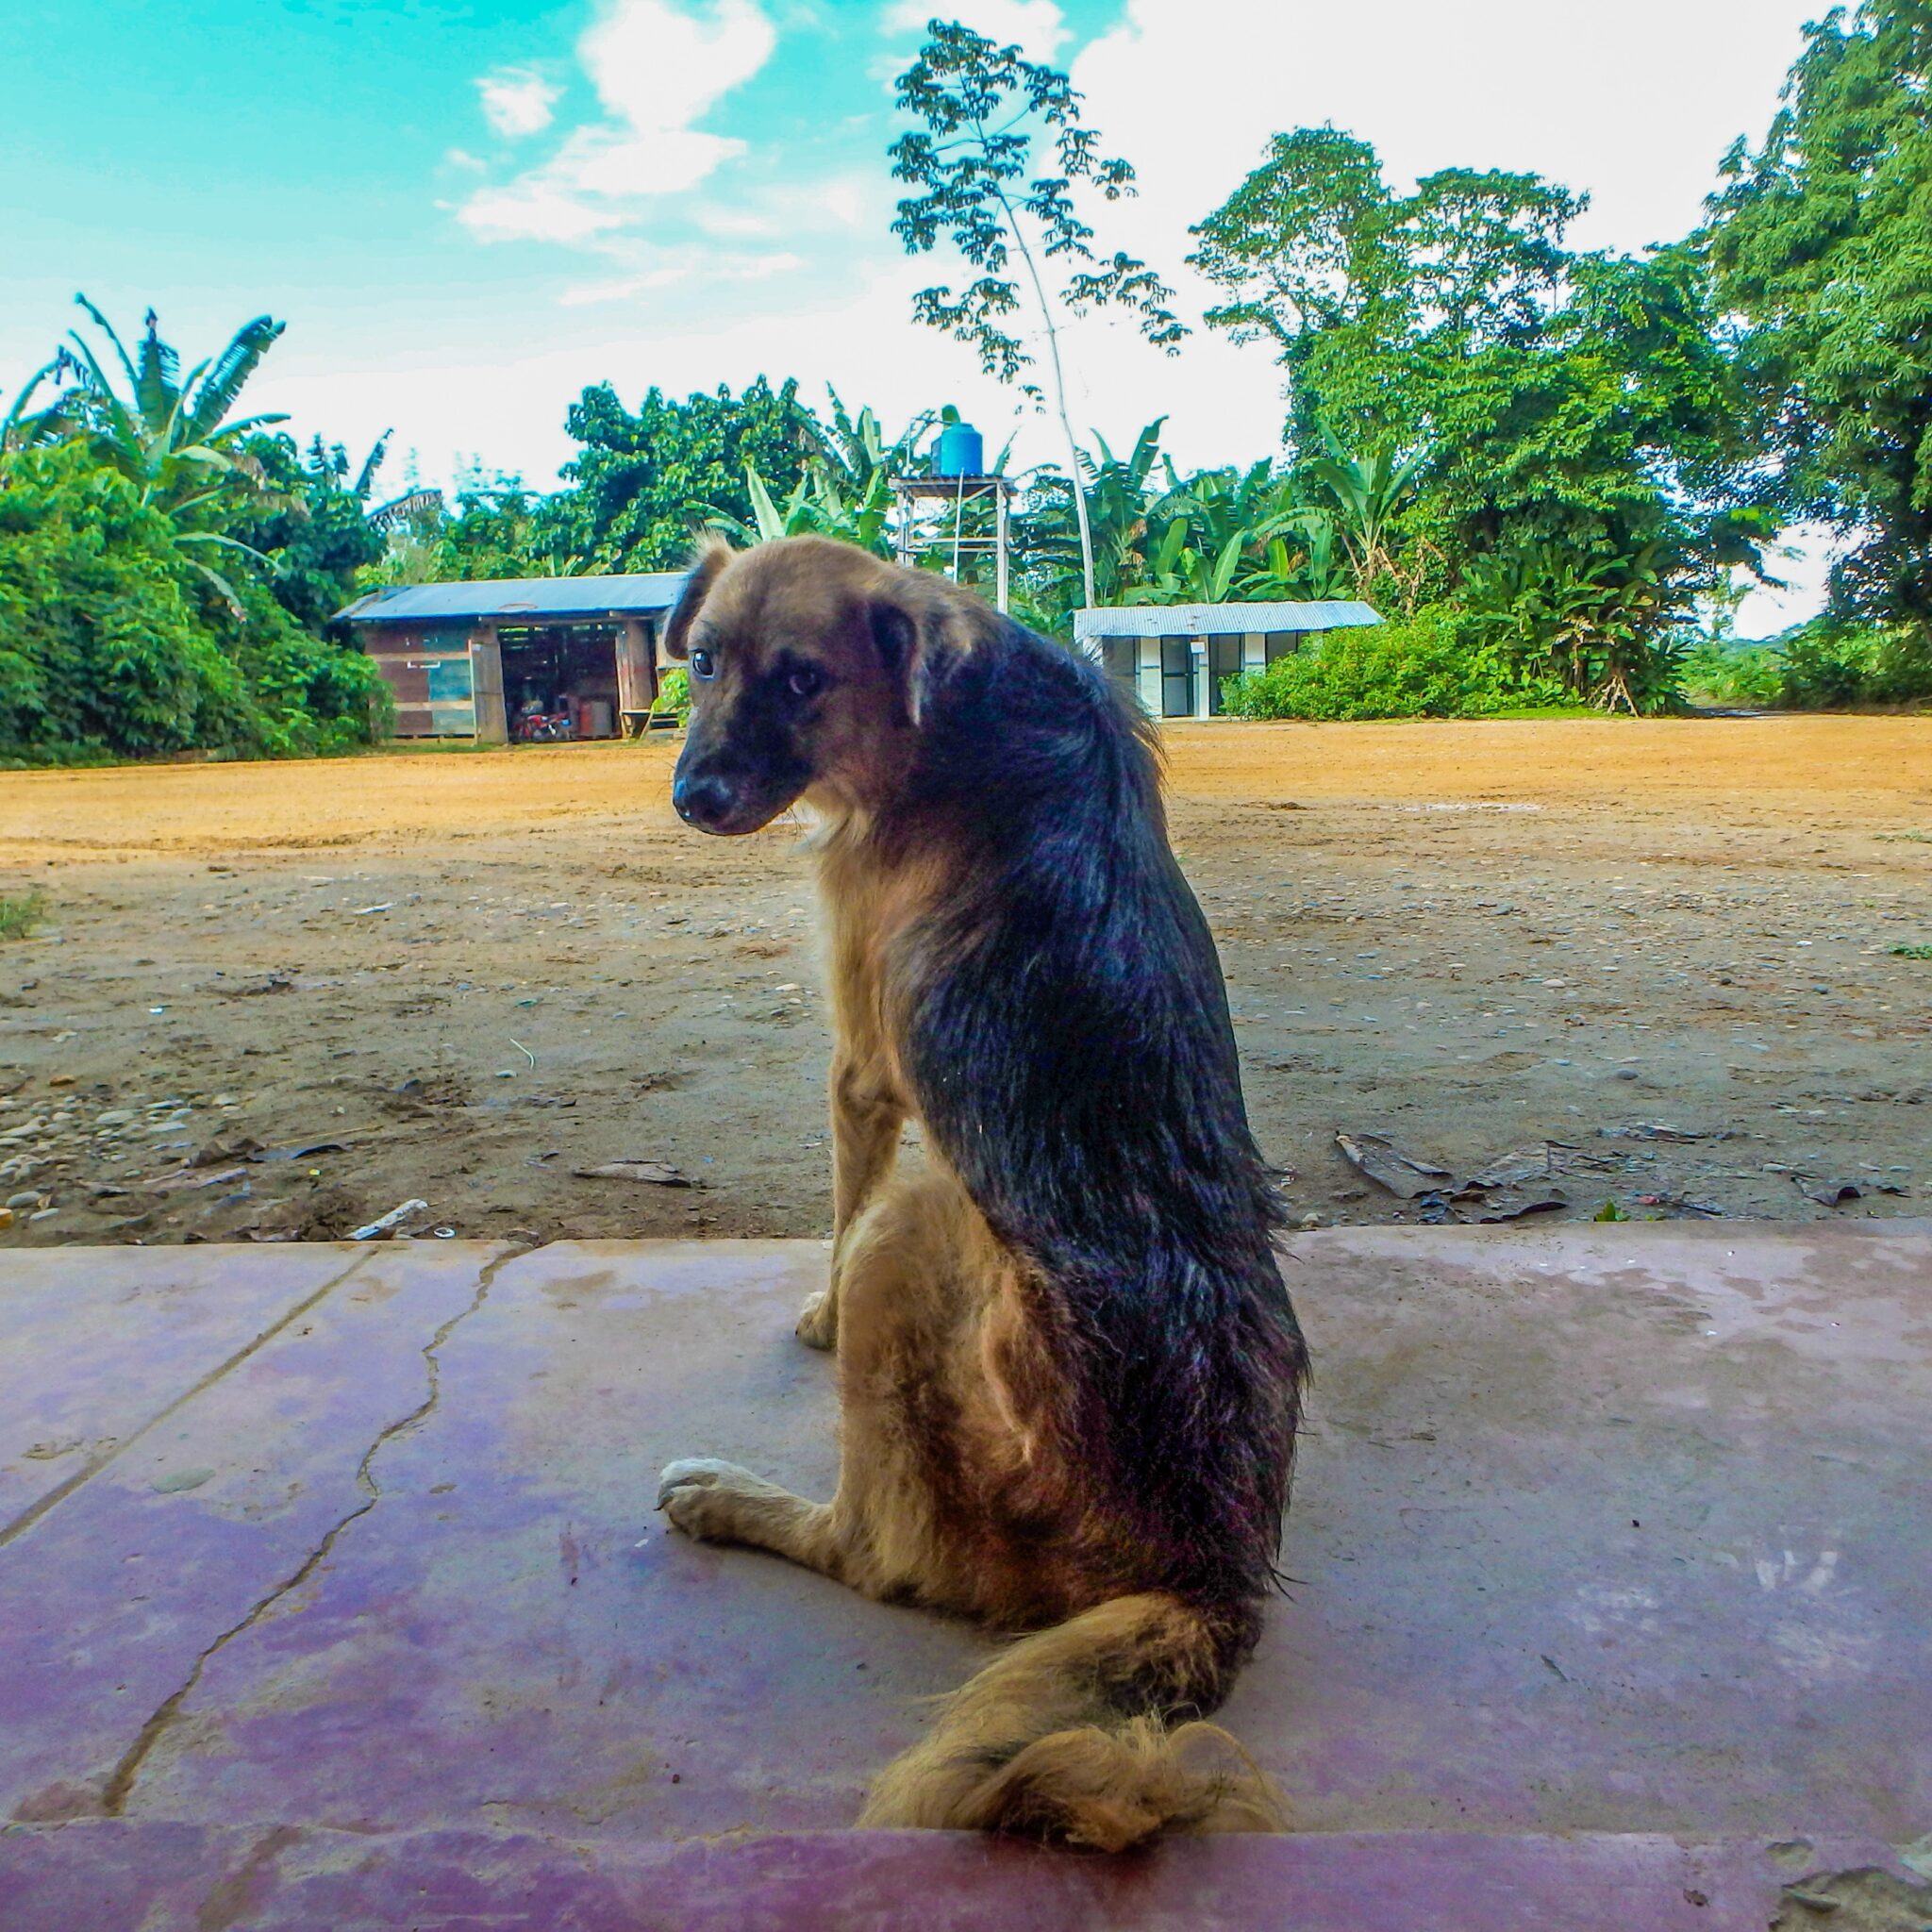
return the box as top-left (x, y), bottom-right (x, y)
top-left (1191, 132), bottom-right (1760, 608)
top-left (556, 376), bottom-right (823, 571)
top-left (1703, 0), bottom-right (1932, 641)
top-left (1189, 130), bottom-right (1583, 456)
top-left (889, 20), bottom-right (1185, 607)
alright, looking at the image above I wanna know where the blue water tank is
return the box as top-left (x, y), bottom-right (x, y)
top-left (934, 420), bottom-right (984, 477)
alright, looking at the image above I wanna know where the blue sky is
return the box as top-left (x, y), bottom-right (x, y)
top-left (6, 0), bottom-right (1832, 623)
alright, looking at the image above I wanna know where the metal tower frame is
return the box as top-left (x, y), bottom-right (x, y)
top-left (889, 475), bottom-right (1013, 612)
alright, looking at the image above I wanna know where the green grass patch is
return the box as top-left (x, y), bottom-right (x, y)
top-left (1890, 943), bottom-right (1932, 959)
top-left (0, 891), bottom-right (46, 941)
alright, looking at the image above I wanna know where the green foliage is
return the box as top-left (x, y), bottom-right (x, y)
top-left (890, 21), bottom-right (1182, 603)
top-left (1191, 132), bottom-right (1761, 644)
top-left (0, 441), bottom-right (383, 762)
top-left (1220, 609), bottom-right (1562, 721)
top-left (365, 474), bottom-right (587, 587)
top-left (1682, 621), bottom-right (1932, 710)
top-left (1461, 538), bottom-right (1697, 712)
top-left (233, 432), bottom-right (388, 626)
top-left (554, 377), bottom-right (823, 572)
top-left (654, 667), bottom-right (691, 719)
top-left (0, 891), bottom-right (45, 941)
top-left (1680, 639), bottom-right (1785, 707)
top-left (1772, 621), bottom-right (1932, 708)
top-left (1703, 0), bottom-right (1932, 640)
top-left (890, 23), bottom-right (1184, 380)
top-left (1891, 944), bottom-right (1932, 959)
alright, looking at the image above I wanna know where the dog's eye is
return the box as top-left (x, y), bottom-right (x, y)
top-left (787, 665), bottom-right (824, 700)
top-left (691, 648), bottom-right (716, 679)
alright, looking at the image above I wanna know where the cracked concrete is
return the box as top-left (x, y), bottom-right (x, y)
top-left (1, 1229), bottom-right (1928, 1929)
top-left (98, 1243), bottom-right (522, 1816)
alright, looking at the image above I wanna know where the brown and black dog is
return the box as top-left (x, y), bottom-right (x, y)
top-left (655, 536), bottom-right (1307, 1850)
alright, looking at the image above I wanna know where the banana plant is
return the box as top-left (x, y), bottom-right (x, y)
top-left (1120, 521), bottom-right (1247, 605)
top-left (42, 298), bottom-right (293, 610)
top-left (730, 459), bottom-right (895, 556)
top-left (1238, 513), bottom-right (1355, 601)
top-left (1305, 425), bottom-right (1421, 590)
top-left (1, 355), bottom-right (85, 455)
top-left (58, 297), bottom-right (289, 514)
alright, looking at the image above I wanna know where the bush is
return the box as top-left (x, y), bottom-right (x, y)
top-left (1688, 622), bottom-right (1932, 711)
top-left (1220, 608), bottom-right (1566, 721)
top-left (0, 443), bottom-right (387, 762)
top-left (1680, 639), bottom-right (1784, 707)
top-left (654, 666), bottom-right (691, 719)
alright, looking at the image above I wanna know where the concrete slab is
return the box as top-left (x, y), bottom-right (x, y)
top-left (1, 1227), bottom-right (1928, 1929)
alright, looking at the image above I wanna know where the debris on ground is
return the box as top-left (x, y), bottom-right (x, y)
top-left (350, 1198), bottom-right (430, 1241)
top-left (1335, 1132), bottom-right (1455, 1199)
top-left (1338, 1134), bottom-right (1591, 1223)
top-left (575, 1160), bottom-right (692, 1188)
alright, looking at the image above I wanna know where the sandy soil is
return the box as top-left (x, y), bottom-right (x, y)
top-left (2, 717), bottom-right (1929, 1250)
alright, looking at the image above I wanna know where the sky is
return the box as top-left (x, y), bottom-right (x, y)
top-left (5, 0), bottom-right (1834, 628)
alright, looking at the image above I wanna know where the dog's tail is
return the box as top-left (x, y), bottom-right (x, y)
top-left (858, 1591), bottom-right (1282, 1852)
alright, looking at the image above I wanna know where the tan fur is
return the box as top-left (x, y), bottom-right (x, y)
top-left (657, 538), bottom-right (1284, 1848)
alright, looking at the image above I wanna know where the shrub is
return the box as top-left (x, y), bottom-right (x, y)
top-left (0, 891), bottom-right (45, 941)
top-left (1220, 608), bottom-right (1566, 721)
top-left (654, 666), bottom-right (691, 719)
top-left (0, 443), bottom-right (387, 762)
top-left (1680, 639), bottom-right (1784, 707)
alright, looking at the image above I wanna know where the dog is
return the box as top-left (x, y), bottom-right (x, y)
top-left (656, 536), bottom-right (1307, 1850)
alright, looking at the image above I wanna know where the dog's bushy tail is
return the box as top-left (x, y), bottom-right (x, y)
top-left (858, 1591), bottom-right (1282, 1852)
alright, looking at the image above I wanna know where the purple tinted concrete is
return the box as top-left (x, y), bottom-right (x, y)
top-left (3, 1823), bottom-right (1908, 1931)
top-left (1, 1228), bottom-right (1928, 1929)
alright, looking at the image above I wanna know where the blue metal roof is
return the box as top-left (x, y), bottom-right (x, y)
top-left (1073, 599), bottom-right (1382, 641)
top-left (335, 572), bottom-right (690, 627)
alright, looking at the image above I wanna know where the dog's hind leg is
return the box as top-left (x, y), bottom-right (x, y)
top-left (659, 1174), bottom-right (980, 1607)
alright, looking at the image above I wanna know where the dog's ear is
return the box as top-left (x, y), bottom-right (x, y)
top-left (870, 571), bottom-right (978, 728)
top-left (662, 538), bottom-right (734, 661)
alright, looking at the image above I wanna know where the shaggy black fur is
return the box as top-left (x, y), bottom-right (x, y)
top-left (898, 620), bottom-right (1308, 1616)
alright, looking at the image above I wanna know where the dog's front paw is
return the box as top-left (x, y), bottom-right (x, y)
top-left (657, 1457), bottom-right (755, 1541)
top-left (794, 1289), bottom-right (838, 1351)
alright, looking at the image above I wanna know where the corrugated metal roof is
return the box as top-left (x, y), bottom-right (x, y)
top-left (1072, 600), bottom-right (1381, 640)
top-left (335, 573), bottom-right (691, 626)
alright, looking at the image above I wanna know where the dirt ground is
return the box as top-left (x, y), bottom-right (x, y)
top-left (2, 716), bottom-right (1929, 1251)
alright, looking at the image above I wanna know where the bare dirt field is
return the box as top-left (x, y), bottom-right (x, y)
top-left (2, 716), bottom-right (1929, 1251)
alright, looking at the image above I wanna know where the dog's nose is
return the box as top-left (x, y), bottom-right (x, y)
top-left (673, 772), bottom-right (737, 829)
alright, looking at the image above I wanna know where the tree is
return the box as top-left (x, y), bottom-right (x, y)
top-left (232, 433), bottom-right (390, 629)
top-left (1190, 131), bottom-right (1582, 454)
top-left (0, 441), bottom-right (383, 760)
top-left (1703, 0), bottom-right (1932, 643)
top-left (554, 376), bottom-right (824, 570)
top-left (890, 20), bottom-right (1185, 607)
top-left (1191, 131), bottom-right (1764, 655)
top-left (49, 297), bottom-right (291, 606)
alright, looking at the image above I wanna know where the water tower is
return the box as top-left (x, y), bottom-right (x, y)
top-left (890, 409), bottom-right (1013, 611)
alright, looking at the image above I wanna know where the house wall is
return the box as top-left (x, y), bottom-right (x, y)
top-left (361, 625), bottom-right (480, 738)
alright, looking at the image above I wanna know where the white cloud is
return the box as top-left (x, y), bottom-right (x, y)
top-left (477, 67), bottom-right (564, 139)
top-left (558, 249), bottom-right (807, 305)
top-left (458, 0), bottom-right (777, 247)
top-left (879, 0), bottom-right (1067, 59)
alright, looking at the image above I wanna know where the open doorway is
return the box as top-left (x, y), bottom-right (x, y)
top-left (499, 624), bottom-right (623, 742)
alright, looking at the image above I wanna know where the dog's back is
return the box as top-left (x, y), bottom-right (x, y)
top-left (896, 620), bottom-right (1307, 1613)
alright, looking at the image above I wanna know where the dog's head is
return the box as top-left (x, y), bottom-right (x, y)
top-left (664, 536), bottom-right (980, 835)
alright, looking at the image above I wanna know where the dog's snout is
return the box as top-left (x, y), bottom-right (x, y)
top-left (673, 771), bottom-right (739, 830)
